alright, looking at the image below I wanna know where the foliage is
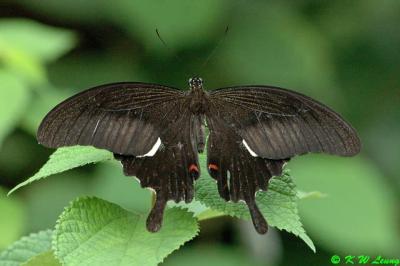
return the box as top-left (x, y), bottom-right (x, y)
top-left (0, 198), bottom-right (199, 266)
top-left (0, 188), bottom-right (25, 249)
top-left (0, 71), bottom-right (30, 148)
top-left (21, 251), bottom-right (60, 266)
top-left (8, 146), bottom-right (113, 195)
top-left (0, 230), bottom-right (54, 266)
top-left (196, 155), bottom-right (315, 251)
top-left (0, 19), bottom-right (76, 85)
top-left (5, 145), bottom-right (314, 264)
top-left (54, 198), bottom-right (198, 266)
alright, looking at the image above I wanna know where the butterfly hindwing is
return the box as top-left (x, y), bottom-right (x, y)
top-left (37, 82), bottom-right (185, 156)
top-left (115, 111), bottom-right (201, 232)
top-left (209, 86), bottom-right (361, 159)
top-left (206, 113), bottom-right (287, 234)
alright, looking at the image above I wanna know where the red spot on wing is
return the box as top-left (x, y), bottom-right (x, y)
top-left (189, 164), bottom-right (199, 173)
top-left (208, 163), bottom-right (219, 171)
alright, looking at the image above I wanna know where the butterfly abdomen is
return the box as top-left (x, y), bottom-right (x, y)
top-left (192, 115), bottom-right (206, 153)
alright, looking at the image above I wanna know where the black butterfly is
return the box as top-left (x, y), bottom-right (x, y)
top-left (37, 77), bottom-right (361, 234)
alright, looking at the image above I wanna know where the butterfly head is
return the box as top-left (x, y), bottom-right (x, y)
top-left (189, 77), bottom-right (203, 91)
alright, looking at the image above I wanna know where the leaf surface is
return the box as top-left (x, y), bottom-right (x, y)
top-left (53, 197), bottom-right (199, 266)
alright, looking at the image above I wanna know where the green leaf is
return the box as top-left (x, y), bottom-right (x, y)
top-left (0, 71), bottom-right (30, 148)
top-left (168, 199), bottom-right (224, 221)
top-left (168, 199), bottom-right (209, 217)
top-left (21, 251), bottom-right (61, 266)
top-left (0, 19), bottom-right (76, 84)
top-left (297, 190), bottom-right (327, 200)
top-left (0, 230), bottom-right (52, 266)
top-left (0, 19), bottom-right (76, 63)
top-left (0, 40), bottom-right (45, 85)
top-left (53, 197), bottom-right (199, 266)
top-left (9, 146), bottom-right (113, 195)
top-left (195, 154), bottom-right (315, 252)
top-left (292, 155), bottom-right (400, 255)
top-left (163, 245), bottom-right (263, 266)
top-left (196, 209), bottom-right (224, 221)
top-left (0, 188), bottom-right (26, 249)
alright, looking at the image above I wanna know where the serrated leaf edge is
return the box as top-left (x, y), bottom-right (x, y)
top-left (196, 171), bottom-right (316, 252)
top-left (52, 196), bottom-right (200, 265)
top-left (158, 207), bottom-right (200, 264)
top-left (8, 146), bottom-right (113, 195)
top-left (0, 229), bottom-right (53, 264)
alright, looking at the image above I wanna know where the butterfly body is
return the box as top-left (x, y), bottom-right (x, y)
top-left (187, 77), bottom-right (209, 114)
top-left (37, 77), bottom-right (361, 234)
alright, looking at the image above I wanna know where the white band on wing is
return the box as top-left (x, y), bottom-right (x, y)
top-left (137, 137), bottom-right (161, 157)
top-left (242, 139), bottom-right (258, 157)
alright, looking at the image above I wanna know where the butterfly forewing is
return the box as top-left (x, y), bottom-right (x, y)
top-left (37, 82), bottom-right (185, 156)
top-left (209, 86), bottom-right (361, 159)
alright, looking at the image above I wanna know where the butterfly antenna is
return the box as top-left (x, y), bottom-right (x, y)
top-left (201, 25), bottom-right (229, 69)
top-left (155, 28), bottom-right (182, 63)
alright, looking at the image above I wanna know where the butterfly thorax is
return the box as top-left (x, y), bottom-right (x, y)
top-left (188, 77), bottom-right (208, 114)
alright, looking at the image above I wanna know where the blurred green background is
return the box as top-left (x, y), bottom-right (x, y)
top-left (0, 0), bottom-right (399, 265)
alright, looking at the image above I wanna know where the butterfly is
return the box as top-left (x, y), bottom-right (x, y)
top-left (37, 77), bottom-right (361, 234)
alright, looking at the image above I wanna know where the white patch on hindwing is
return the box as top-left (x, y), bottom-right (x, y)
top-left (137, 137), bottom-right (161, 157)
top-left (242, 139), bottom-right (258, 157)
